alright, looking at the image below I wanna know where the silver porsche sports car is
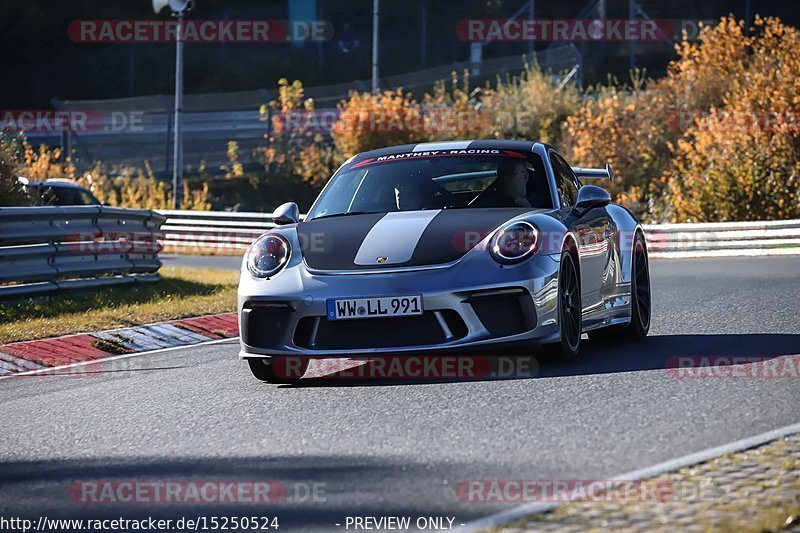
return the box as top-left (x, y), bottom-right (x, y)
top-left (238, 140), bottom-right (651, 383)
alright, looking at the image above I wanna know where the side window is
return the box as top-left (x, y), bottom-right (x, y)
top-left (549, 152), bottom-right (579, 207)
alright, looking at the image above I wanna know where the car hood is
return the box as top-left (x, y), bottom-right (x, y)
top-left (297, 208), bottom-right (540, 271)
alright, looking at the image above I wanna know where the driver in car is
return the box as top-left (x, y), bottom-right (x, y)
top-left (472, 159), bottom-right (533, 208)
top-left (394, 177), bottom-right (440, 211)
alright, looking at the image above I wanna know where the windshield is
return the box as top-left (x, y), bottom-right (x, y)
top-left (37, 185), bottom-right (100, 206)
top-left (307, 150), bottom-right (552, 220)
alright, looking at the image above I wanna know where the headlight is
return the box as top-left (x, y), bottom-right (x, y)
top-left (489, 221), bottom-right (539, 264)
top-left (247, 233), bottom-right (291, 278)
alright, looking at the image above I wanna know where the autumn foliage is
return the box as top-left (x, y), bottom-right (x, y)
top-left (316, 15), bottom-right (799, 223)
top-left (562, 16), bottom-right (800, 222)
top-left (479, 61), bottom-right (580, 146)
top-left (665, 17), bottom-right (800, 221)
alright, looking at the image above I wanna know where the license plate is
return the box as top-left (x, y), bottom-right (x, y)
top-left (326, 295), bottom-right (423, 320)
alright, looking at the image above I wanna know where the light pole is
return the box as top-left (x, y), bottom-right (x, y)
top-left (372, 0), bottom-right (380, 94)
top-left (629, 0), bottom-right (636, 71)
top-left (152, 0), bottom-right (193, 209)
top-left (527, 0), bottom-right (535, 60)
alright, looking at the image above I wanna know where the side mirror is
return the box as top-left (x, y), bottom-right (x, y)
top-left (273, 202), bottom-right (300, 225)
top-left (574, 185), bottom-right (611, 213)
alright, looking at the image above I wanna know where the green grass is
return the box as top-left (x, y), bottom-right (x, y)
top-left (0, 267), bottom-right (238, 344)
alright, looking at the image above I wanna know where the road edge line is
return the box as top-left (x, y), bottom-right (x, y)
top-left (456, 420), bottom-right (800, 532)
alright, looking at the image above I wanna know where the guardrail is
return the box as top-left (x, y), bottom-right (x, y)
top-left (159, 210), bottom-right (800, 258)
top-left (643, 219), bottom-right (800, 257)
top-left (0, 206), bottom-right (165, 299)
top-left (158, 210), bottom-right (286, 254)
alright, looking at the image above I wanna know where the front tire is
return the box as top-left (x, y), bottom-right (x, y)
top-left (556, 250), bottom-right (582, 358)
top-left (247, 357), bottom-right (309, 384)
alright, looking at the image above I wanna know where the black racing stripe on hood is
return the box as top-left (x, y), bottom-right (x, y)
top-left (410, 208), bottom-right (536, 265)
top-left (298, 208), bottom-right (540, 271)
top-left (297, 213), bottom-right (386, 271)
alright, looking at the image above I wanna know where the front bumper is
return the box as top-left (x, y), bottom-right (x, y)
top-left (238, 250), bottom-right (561, 358)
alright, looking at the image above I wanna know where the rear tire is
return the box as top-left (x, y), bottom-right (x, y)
top-left (626, 232), bottom-right (651, 340)
top-left (247, 357), bottom-right (309, 384)
top-left (555, 250), bottom-right (582, 359)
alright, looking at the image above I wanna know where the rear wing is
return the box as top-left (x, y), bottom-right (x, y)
top-left (571, 164), bottom-right (614, 180)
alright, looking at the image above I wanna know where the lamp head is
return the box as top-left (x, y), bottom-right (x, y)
top-left (152, 0), bottom-right (194, 14)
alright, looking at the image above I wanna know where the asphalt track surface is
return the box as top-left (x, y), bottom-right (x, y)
top-left (1, 256), bottom-right (799, 532)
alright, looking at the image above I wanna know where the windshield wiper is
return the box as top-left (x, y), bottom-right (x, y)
top-left (310, 211), bottom-right (379, 220)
